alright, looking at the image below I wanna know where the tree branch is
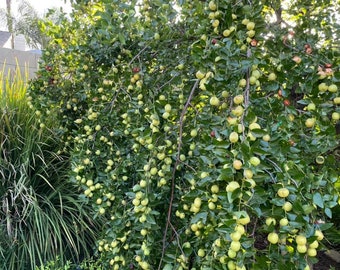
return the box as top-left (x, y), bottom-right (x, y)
top-left (158, 79), bottom-right (199, 270)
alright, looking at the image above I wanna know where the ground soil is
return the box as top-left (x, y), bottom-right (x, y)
top-left (314, 251), bottom-right (340, 270)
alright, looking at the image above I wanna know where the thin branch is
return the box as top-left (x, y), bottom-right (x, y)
top-left (240, 49), bottom-right (251, 140)
top-left (128, 45), bottom-right (149, 66)
top-left (158, 79), bottom-right (199, 270)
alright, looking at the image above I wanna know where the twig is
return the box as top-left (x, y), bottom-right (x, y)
top-left (240, 49), bottom-right (251, 140)
top-left (157, 79), bottom-right (199, 270)
top-left (169, 222), bottom-right (185, 255)
top-left (128, 45), bottom-right (149, 66)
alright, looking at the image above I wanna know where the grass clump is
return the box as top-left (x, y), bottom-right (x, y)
top-left (0, 65), bottom-right (101, 269)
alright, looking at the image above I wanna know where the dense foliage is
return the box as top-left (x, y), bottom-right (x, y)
top-left (28, 0), bottom-right (339, 269)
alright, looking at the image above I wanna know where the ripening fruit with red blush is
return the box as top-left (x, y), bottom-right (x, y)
top-left (132, 67), bottom-right (140, 73)
top-left (283, 99), bottom-right (291, 106)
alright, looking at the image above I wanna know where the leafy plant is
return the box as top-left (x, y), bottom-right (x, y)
top-left (0, 66), bottom-right (101, 269)
top-left (28, 0), bottom-right (339, 269)
top-left (36, 256), bottom-right (105, 270)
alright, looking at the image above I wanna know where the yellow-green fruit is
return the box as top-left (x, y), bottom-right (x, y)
top-left (315, 230), bottom-right (324, 241)
top-left (208, 202), bottom-right (216, 210)
top-left (268, 72), bottom-right (277, 81)
top-left (242, 18), bottom-right (249, 25)
top-left (233, 159), bottom-right (243, 170)
top-left (296, 235), bottom-right (307, 245)
top-left (243, 169), bottom-right (253, 179)
top-left (164, 104), bottom-right (172, 112)
top-left (316, 156), bottom-right (325, 164)
top-left (232, 105), bottom-right (244, 117)
top-left (249, 76), bottom-right (257, 84)
top-left (230, 241), bottom-right (241, 252)
top-left (210, 96), bottom-right (220, 106)
top-left (265, 217), bottom-right (276, 226)
top-left (227, 117), bottom-right (238, 125)
top-left (307, 103), bottom-right (316, 111)
top-left (154, 33), bottom-right (160, 40)
top-left (226, 181), bottom-right (240, 192)
top-left (305, 118), bottom-right (316, 128)
top-left (197, 248), bottom-right (205, 257)
top-left (334, 97), bottom-right (340, 104)
top-left (309, 240), bottom-right (319, 249)
top-left (332, 112), bottom-right (340, 121)
top-left (180, 154), bottom-right (186, 161)
top-left (233, 94), bottom-right (244, 105)
top-left (235, 224), bottom-right (245, 235)
top-left (196, 70), bottom-right (205, 79)
top-left (228, 261), bottom-right (236, 270)
top-left (252, 70), bottom-right (261, 79)
top-left (239, 78), bottom-right (247, 87)
top-left (262, 134), bottom-right (271, 142)
top-left (150, 167), bottom-right (158, 175)
top-left (222, 90), bottom-right (229, 98)
top-left (328, 84), bottom-right (338, 93)
top-left (307, 248), bottom-right (317, 257)
top-left (223, 29), bottom-right (231, 37)
top-left (208, 12), bottom-right (215, 20)
top-left (247, 30), bottom-right (255, 37)
top-left (219, 255), bottom-right (228, 264)
top-left (228, 249), bottom-right (237, 258)
top-left (279, 218), bottom-right (289, 226)
top-left (237, 215), bottom-right (250, 225)
top-left (249, 156), bottom-right (260, 166)
top-left (229, 131), bottom-right (239, 143)
top-left (208, 1), bottom-right (217, 11)
top-left (318, 83), bottom-right (328, 92)
top-left (230, 231), bottom-right (242, 241)
top-left (267, 232), bottom-right (279, 244)
top-left (277, 187), bottom-right (289, 198)
top-left (246, 21), bottom-right (255, 30)
top-left (282, 201), bottom-right (293, 211)
top-left (249, 122), bottom-right (261, 130)
top-left (297, 244), bottom-right (307, 253)
top-left (193, 197), bottom-right (202, 208)
top-left (211, 184), bottom-right (219, 193)
top-left (212, 19), bottom-right (220, 28)
top-left (190, 129), bottom-right (198, 137)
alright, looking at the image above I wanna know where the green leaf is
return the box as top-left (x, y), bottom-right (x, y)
top-left (313, 192), bottom-right (324, 208)
top-left (325, 208), bottom-right (332, 218)
top-left (191, 212), bottom-right (208, 224)
top-left (250, 129), bottom-right (268, 137)
top-left (218, 168), bottom-right (233, 180)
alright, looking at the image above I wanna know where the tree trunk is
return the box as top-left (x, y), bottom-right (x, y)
top-left (6, 0), bottom-right (14, 49)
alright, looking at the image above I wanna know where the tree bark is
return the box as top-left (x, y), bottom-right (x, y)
top-left (6, 0), bottom-right (14, 49)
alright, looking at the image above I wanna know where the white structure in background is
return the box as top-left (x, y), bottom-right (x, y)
top-left (0, 31), bottom-right (41, 80)
top-left (0, 30), bottom-right (39, 52)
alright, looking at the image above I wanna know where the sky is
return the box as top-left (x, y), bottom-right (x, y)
top-left (0, 0), bottom-right (72, 17)
top-left (0, 0), bottom-right (72, 31)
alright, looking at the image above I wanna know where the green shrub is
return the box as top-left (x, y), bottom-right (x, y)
top-left (36, 256), bottom-right (105, 270)
top-left (28, 1), bottom-right (339, 269)
top-left (0, 66), bottom-right (101, 269)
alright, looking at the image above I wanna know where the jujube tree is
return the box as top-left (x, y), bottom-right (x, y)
top-left (28, 0), bottom-right (339, 269)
